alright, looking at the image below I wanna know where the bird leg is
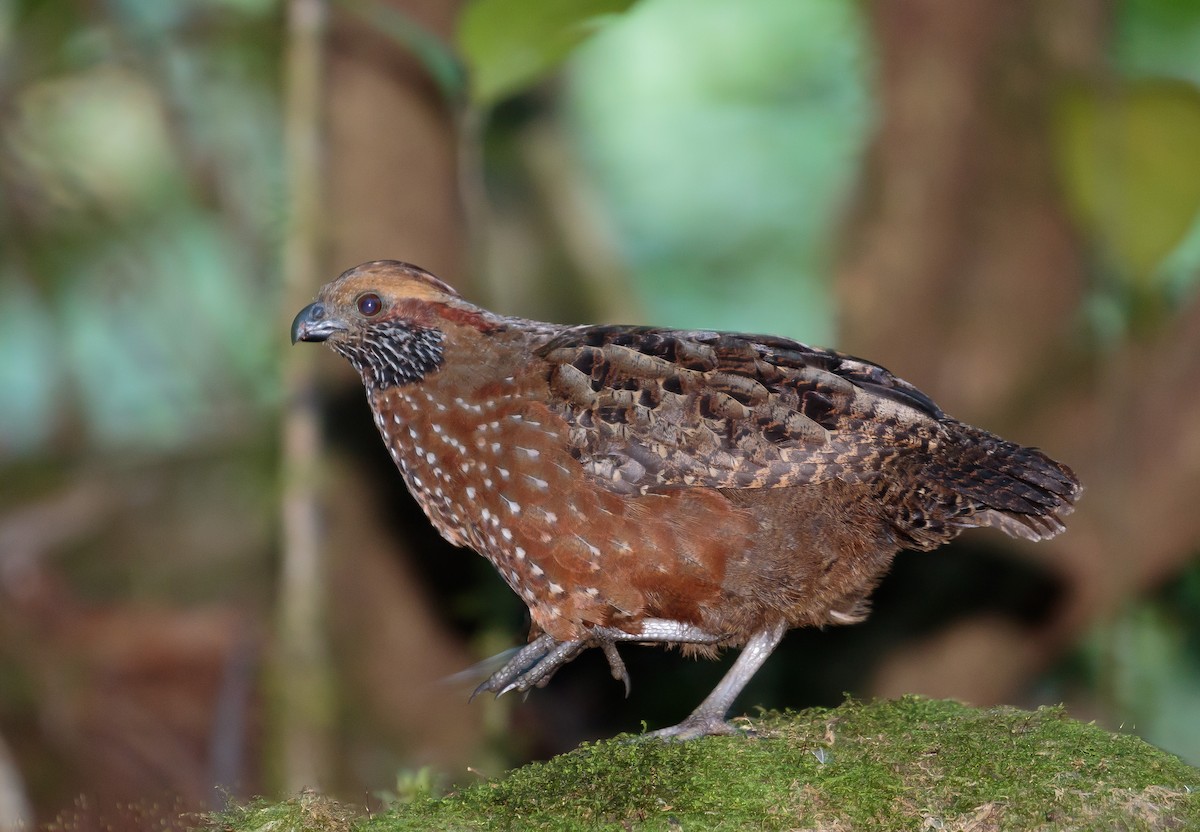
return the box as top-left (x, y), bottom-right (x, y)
top-left (641, 621), bottom-right (787, 741)
top-left (473, 618), bottom-right (724, 700)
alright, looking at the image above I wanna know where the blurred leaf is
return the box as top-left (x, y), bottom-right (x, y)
top-left (1054, 79), bottom-right (1200, 281)
top-left (456, 0), bottom-right (637, 106)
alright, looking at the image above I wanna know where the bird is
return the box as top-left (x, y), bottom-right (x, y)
top-left (291, 260), bottom-right (1081, 740)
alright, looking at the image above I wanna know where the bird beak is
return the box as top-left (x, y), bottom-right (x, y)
top-left (291, 301), bottom-right (344, 344)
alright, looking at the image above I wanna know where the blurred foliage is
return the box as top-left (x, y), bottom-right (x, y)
top-left (564, 0), bottom-right (870, 344)
top-left (1057, 0), bottom-right (1200, 339)
top-left (1053, 80), bottom-right (1200, 330)
top-left (457, 0), bottom-right (637, 106)
top-left (0, 0), bottom-right (283, 456)
top-left (1062, 569), bottom-right (1200, 766)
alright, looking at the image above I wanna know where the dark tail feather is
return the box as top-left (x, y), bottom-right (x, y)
top-left (938, 423), bottom-right (1082, 542)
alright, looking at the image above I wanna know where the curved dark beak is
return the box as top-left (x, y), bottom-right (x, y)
top-left (291, 301), bottom-right (342, 344)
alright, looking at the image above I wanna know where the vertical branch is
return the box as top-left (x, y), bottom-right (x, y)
top-left (277, 0), bottom-right (332, 793)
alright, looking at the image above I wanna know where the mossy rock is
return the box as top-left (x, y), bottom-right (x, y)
top-left (209, 696), bottom-right (1200, 831)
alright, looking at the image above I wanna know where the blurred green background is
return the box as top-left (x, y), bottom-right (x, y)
top-left (2, 0), bottom-right (1200, 828)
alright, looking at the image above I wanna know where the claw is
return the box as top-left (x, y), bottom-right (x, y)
top-left (471, 633), bottom-right (559, 700)
top-left (468, 619), bottom-right (725, 706)
top-left (600, 641), bottom-right (630, 697)
top-left (473, 634), bottom-right (586, 699)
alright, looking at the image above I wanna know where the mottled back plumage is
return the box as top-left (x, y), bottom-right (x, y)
top-left (537, 325), bottom-right (1076, 545)
top-left (292, 260), bottom-right (1082, 740)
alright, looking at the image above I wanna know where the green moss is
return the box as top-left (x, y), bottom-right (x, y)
top-left (206, 698), bottom-right (1200, 831)
top-left (207, 790), bottom-right (357, 832)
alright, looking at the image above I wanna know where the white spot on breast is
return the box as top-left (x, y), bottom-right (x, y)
top-left (548, 582), bottom-right (563, 595)
top-left (515, 546), bottom-right (526, 559)
top-left (518, 447), bottom-right (540, 459)
top-left (466, 486), bottom-right (477, 500)
top-left (490, 442), bottom-right (501, 453)
top-left (531, 563), bottom-right (544, 577)
top-left (425, 451), bottom-right (436, 464)
top-left (392, 413), bottom-right (402, 425)
top-left (543, 510), bottom-right (557, 524)
top-left (524, 474), bottom-right (549, 490)
top-left (497, 467), bottom-right (510, 480)
top-left (431, 424), bottom-right (442, 434)
top-left (501, 496), bottom-right (521, 515)
top-left (460, 462), bottom-right (471, 474)
top-left (501, 528), bottom-right (513, 541)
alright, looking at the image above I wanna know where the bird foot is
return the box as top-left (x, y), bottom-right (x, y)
top-left (472, 634), bottom-right (585, 699)
top-left (471, 631), bottom-right (634, 700)
top-left (639, 713), bottom-right (743, 742)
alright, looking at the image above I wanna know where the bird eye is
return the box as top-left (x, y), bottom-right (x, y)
top-left (357, 292), bottom-right (382, 317)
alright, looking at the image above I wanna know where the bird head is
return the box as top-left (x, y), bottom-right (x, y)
top-left (291, 260), bottom-right (470, 388)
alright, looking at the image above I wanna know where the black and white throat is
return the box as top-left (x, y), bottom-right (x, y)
top-left (334, 322), bottom-right (445, 391)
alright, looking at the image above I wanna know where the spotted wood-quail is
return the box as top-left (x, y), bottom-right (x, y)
top-left (291, 260), bottom-right (1081, 740)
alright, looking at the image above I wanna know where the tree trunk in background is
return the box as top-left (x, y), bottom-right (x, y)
top-left (327, 0), bottom-right (466, 283)
top-left (838, 0), bottom-right (1099, 420)
top-left (321, 0), bottom-right (485, 777)
top-left (839, 0), bottom-right (1200, 706)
